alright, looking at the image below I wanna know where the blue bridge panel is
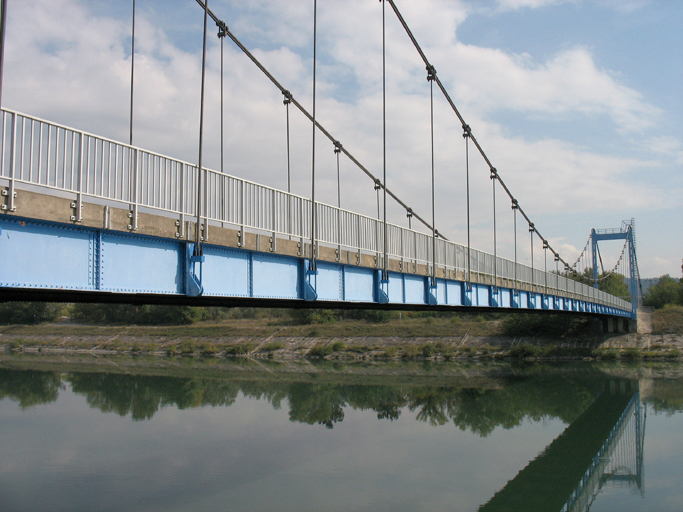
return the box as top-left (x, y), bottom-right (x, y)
top-left (387, 272), bottom-right (403, 304)
top-left (0, 219), bottom-right (93, 290)
top-left (252, 253), bottom-right (300, 299)
top-left (344, 266), bottom-right (374, 302)
top-left (201, 246), bottom-right (250, 297)
top-left (101, 234), bottom-right (181, 294)
top-left (404, 274), bottom-right (426, 304)
top-left (315, 262), bottom-right (343, 301)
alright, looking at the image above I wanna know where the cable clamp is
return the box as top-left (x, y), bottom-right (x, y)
top-left (282, 90), bottom-right (292, 105)
top-left (543, 240), bottom-right (549, 249)
top-left (462, 124), bottom-right (471, 138)
top-left (426, 64), bottom-right (437, 81)
top-left (511, 198), bottom-right (519, 210)
top-left (490, 167), bottom-right (498, 180)
top-left (528, 223), bottom-right (535, 232)
top-left (216, 20), bottom-right (228, 38)
top-left (333, 140), bottom-right (342, 154)
top-left (406, 207), bottom-right (413, 218)
top-left (374, 179), bottom-right (381, 191)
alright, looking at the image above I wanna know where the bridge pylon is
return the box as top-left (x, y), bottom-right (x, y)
top-left (591, 219), bottom-right (640, 320)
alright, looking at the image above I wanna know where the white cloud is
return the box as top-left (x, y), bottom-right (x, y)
top-left (496, 0), bottom-right (575, 11)
top-left (647, 136), bottom-right (683, 166)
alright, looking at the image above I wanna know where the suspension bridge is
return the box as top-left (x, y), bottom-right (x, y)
top-left (0, 0), bottom-right (639, 326)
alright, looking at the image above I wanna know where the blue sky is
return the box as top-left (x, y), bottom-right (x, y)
top-left (2, 0), bottom-right (681, 278)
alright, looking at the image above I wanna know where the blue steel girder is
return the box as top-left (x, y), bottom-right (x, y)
top-left (0, 215), bottom-right (632, 318)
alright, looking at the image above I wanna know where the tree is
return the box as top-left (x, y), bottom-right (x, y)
top-left (643, 275), bottom-right (683, 309)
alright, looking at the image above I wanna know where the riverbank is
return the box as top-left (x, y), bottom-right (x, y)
top-left (1, 317), bottom-right (681, 362)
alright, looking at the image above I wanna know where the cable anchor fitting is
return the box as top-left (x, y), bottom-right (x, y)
top-left (216, 20), bottom-right (228, 38)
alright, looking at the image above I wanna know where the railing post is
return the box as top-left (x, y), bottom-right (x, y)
top-left (129, 148), bottom-right (138, 230)
top-left (2, 111), bottom-right (16, 211)
top-left (239, 179), bottom-right (245, 247)
top-left (177, 163), bottom-right (185, 238)
top-left (271, 188), bottom-right (276, 252)
top-left (71, 131), bottom-right (84, 222)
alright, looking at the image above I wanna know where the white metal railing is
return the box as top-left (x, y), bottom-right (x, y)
top-left (0, 109), bottom-right (631, 311)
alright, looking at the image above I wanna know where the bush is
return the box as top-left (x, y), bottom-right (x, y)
top-left (621, 348), bottom-right (642, 360)
top-left (309, 343), bottom-right (333, 357)
top-left (592, 348), bottom-right (619, 360)
top-left (0, 302), bottom-right (64, 325)
top-left (331, 341), bottom-right (346, 352)
top-left (261, 341), bottom-right (285, 352)
top-left (288, 309), bottom-right (339, 325)
top-left (401, 345), bottom-right (420, 359)
top-left (225, 342), bottom-right (255, 355)
top-left (509, 344), bottom-right (547, 359)
top-left (70, 304), bottom-right (204, 325)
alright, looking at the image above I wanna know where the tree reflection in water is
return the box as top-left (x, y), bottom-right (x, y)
top-left (0, 367), bottom-right (611, 435)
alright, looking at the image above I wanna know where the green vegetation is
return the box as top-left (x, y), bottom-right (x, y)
top-left (0, 302), bottom-right (64, 325)
top-left (644, 275), bottom-right (683, 309)
top-left (502, 313), bottom-right (598, 338)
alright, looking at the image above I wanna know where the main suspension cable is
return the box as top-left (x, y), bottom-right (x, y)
top-left (192, 0), bottom-right (442, 238)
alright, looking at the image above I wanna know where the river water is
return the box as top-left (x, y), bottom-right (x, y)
top-left (0, 357), bottom-right (682, 512)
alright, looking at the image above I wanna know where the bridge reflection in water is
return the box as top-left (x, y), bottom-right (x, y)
top-left (480, 380), bottom-right (645, 512)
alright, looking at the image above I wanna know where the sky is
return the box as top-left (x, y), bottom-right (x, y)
top-left (1, 0), bottom-right (681, 278)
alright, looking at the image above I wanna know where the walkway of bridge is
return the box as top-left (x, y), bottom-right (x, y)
top-left (0, 108), bottom-right (632, 318)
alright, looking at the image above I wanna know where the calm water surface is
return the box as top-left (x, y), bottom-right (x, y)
top-left (0, 359), bottom-right (682, 512)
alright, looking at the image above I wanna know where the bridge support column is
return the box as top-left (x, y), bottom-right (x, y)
top-left (489, 286), bottom-right (499, 307)
top-left (184, 243), bottom-right (204, 297)
top-left (304, 259), bottom-right (318, 301)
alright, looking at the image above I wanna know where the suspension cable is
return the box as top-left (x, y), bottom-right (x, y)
top-left (192, 0), bottom-right (442, 238)
top-left (335, 141), bottom-right (341, 257)
top-left (464, 125), bottom-right (471, 284)
top-left (543, 239), bottom-right (548, 295)
top-left (491, 167), bottom-right (497, 287)
top-left (382, 0), bottom-right (388, 279)
top-left (195, 0), bottom-right (209, 255)
top-left (386, 0), bottom-right (570, 268)
top-left (129, 0), bottom-right (136, 146)
top-left (428, 64), bottom-right (437, 285)
top-left (0, 0), bottom-right (7, 109)
top-left (219, 26), bottom-right (226, 221)
top-left (529, 223), bottom-right (535, 290)
top-left (310, 0), bottom-right (317, 269)
top-left (512, 200), bottom-right (518, 287)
